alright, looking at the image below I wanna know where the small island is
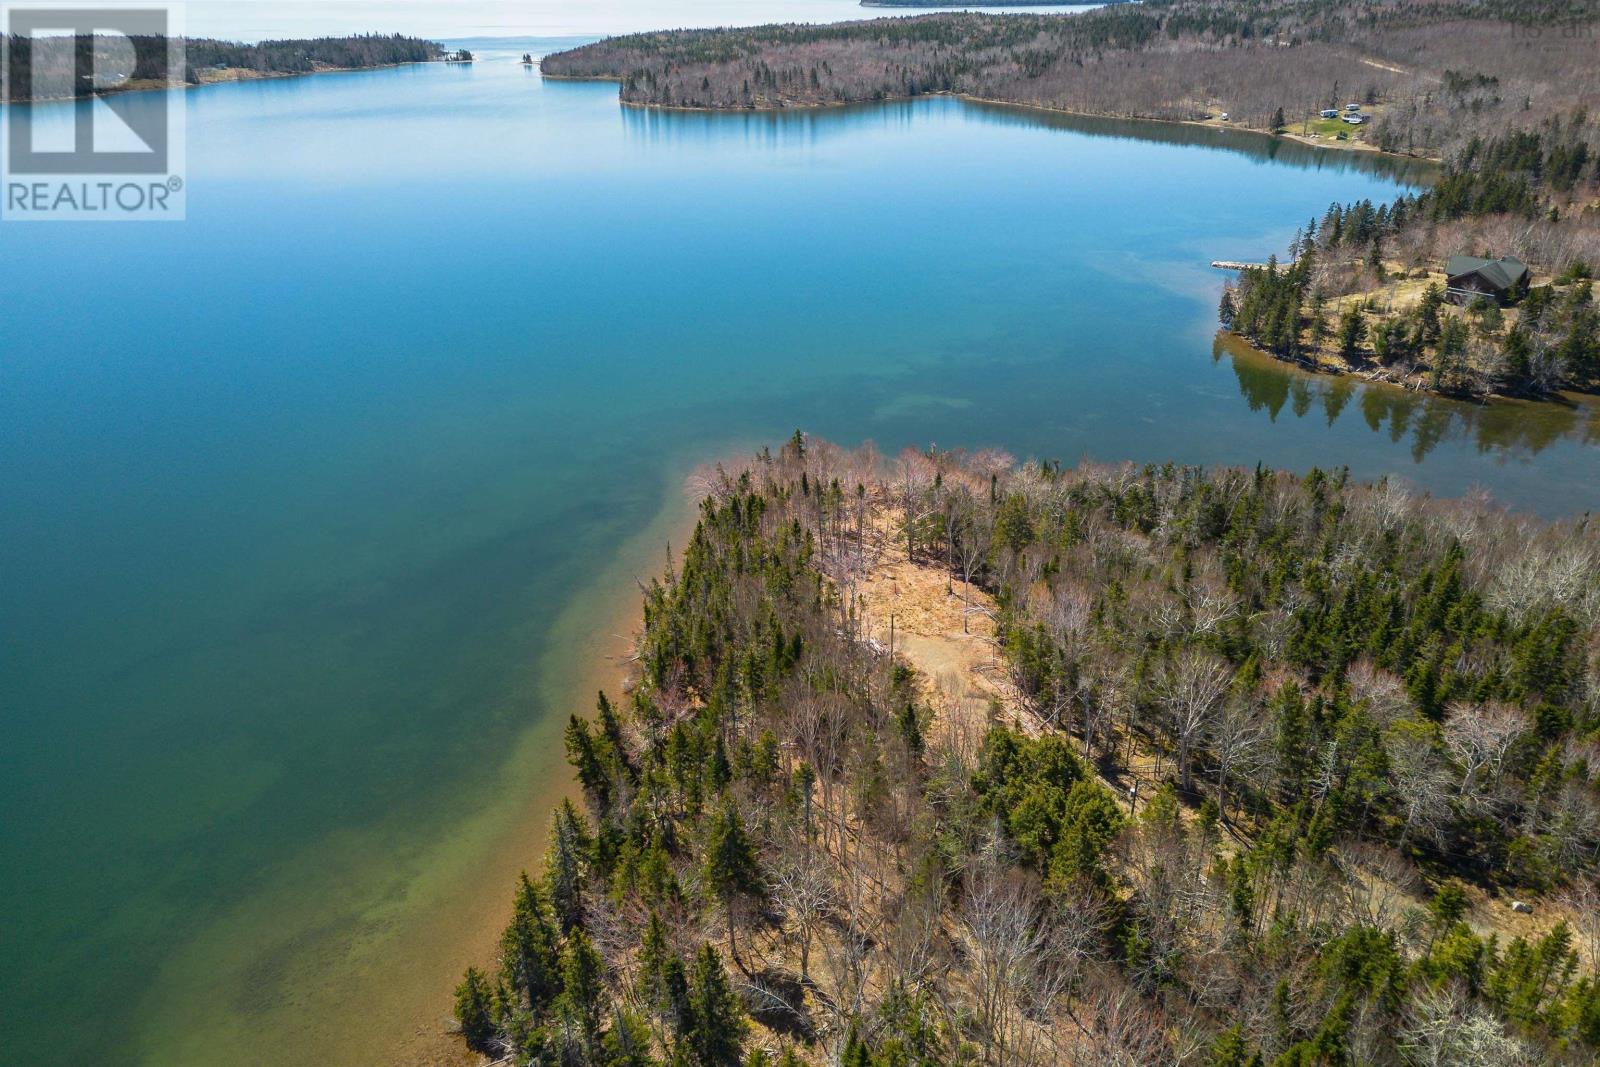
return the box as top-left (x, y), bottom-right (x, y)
top-left (2, 33), bottom-right (445, 102)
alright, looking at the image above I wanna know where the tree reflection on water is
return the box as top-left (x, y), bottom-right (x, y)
top-left (1214, 334), bottom-right (1600, 464)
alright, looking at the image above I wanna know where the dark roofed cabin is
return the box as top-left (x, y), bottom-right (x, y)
top-left (1445, 255), bottom-right (1528, 305)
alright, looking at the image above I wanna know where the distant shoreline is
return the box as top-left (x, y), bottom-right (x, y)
top-left (539, 35), bottom-right (1440, 167)
top-left (3, 60), bottom-right (439, 106)
top-left (3, 34), bottom-right (447, 105)
top-left (579, 80), bottom-right (1439, 166)
top-left (957, 93), bottom-right (1440, 163)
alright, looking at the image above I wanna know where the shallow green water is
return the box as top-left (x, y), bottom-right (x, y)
top-left (1, 40), bottom-right (1595, 1066)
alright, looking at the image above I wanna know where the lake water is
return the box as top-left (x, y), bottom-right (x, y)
top-left (3, 33), bottom-right (1597, 1067)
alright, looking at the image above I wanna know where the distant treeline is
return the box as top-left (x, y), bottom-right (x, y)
top-left (542, 0), bottom-right (1600, 157)
top-left (3, 33), bottom-right (442, 100)
top-left (862, 0), bottom-right (1122, 5)
top-left (185, 34), bottom-right (441, 73)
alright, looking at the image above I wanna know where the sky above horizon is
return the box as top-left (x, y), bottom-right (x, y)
top-left (71, 0), bottom-right (1092, 41)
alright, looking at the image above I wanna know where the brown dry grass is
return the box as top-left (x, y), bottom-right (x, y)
top-left (847, 506), bottom-right (1040, 740)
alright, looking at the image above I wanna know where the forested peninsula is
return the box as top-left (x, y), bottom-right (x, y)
top-left (455, 434), bottom-right (1600, 1066)
top-left (1221, 124), bottom-right (1599, 400)
top-left (539, 0), bottom-right (1596, 158)
top-left (2, 34), bottom-right (445, 101)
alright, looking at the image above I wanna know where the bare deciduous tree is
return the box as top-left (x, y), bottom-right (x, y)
top-left (771, 860), bottom-right (835, 984)
top-left (1402, 983), bottom-right (1539, 1067)
top-left (1208, 694), bottom-right (1269, 823)
top-left (1386, 723), bottom-right (1456, 850)
top-left (1444, 700), bottom-right (1528, 818)
top-left (1154, 648), bottom-right (1232, 794)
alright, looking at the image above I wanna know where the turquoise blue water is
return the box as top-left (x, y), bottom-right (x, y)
top-left (2, 39), bottom-right (1596, 1066)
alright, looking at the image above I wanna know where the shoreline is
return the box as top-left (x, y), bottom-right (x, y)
top-left (1, 59), bottom-right (440, 107)
top-left (125, 464), bottom-right (702, 1067)
top-left (549, 70), bottom-right (1439, 165)
top-left (1213, 330), bottom-right (1597, 410)
top-left (388, 469), bottom-right (702, 1067)
top-left (958, 93), bottom-right (1439, 163)
top-left (395, 439), bottom-right (779, 1063)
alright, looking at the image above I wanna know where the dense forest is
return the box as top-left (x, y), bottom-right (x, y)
top-left (456, 435), bottom-right (1600, 1066)
top-left (1223, 120), bottom-right (1599, 398)
top-left (2, 33), bottom-right (441, 101)
top-left (542, 0), bottom-right (1600, 158)
top-left (184, 33), bottom-right (442, 73)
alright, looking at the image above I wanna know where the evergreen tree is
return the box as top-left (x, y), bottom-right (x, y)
top-left (1207, 1025), bottom-right (1262, 1067)
top-left (1308, 291), bottom-right (1328, 352)
top-left (1372, 316), bottom-right (1412, 367)
top-left (454, 966), bottom-right (497, 1053)
top-left (1417, 283), bottom-right (1443, 345)
top-left (596, 690), bottom-right (636, 779)
top-left (604, 1006), bottom-right (658, 1067)
top-left (567, 713), bottom-right (611, 813)
top-left (685, 944), bottom-right (747, 1067)
top-left (500, 872), bottom-right (562, 1013)
top-left (1503, 325), bottom-right (1533, 388)
top-left (556, 927), bottom-right (608, 1056)
top-left (702, 797), bottom-right (764, 964)
top-left (546, 798), bottom-right (592, 933)
top-left (894, 700), bottom-right (924, 764)
top-left (1336, 305), bottom-right (1365, 361)
top-left (841, 1028), bottom-right (871, 1067)
top-left (639, 911), bottom-right (693, 1039)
